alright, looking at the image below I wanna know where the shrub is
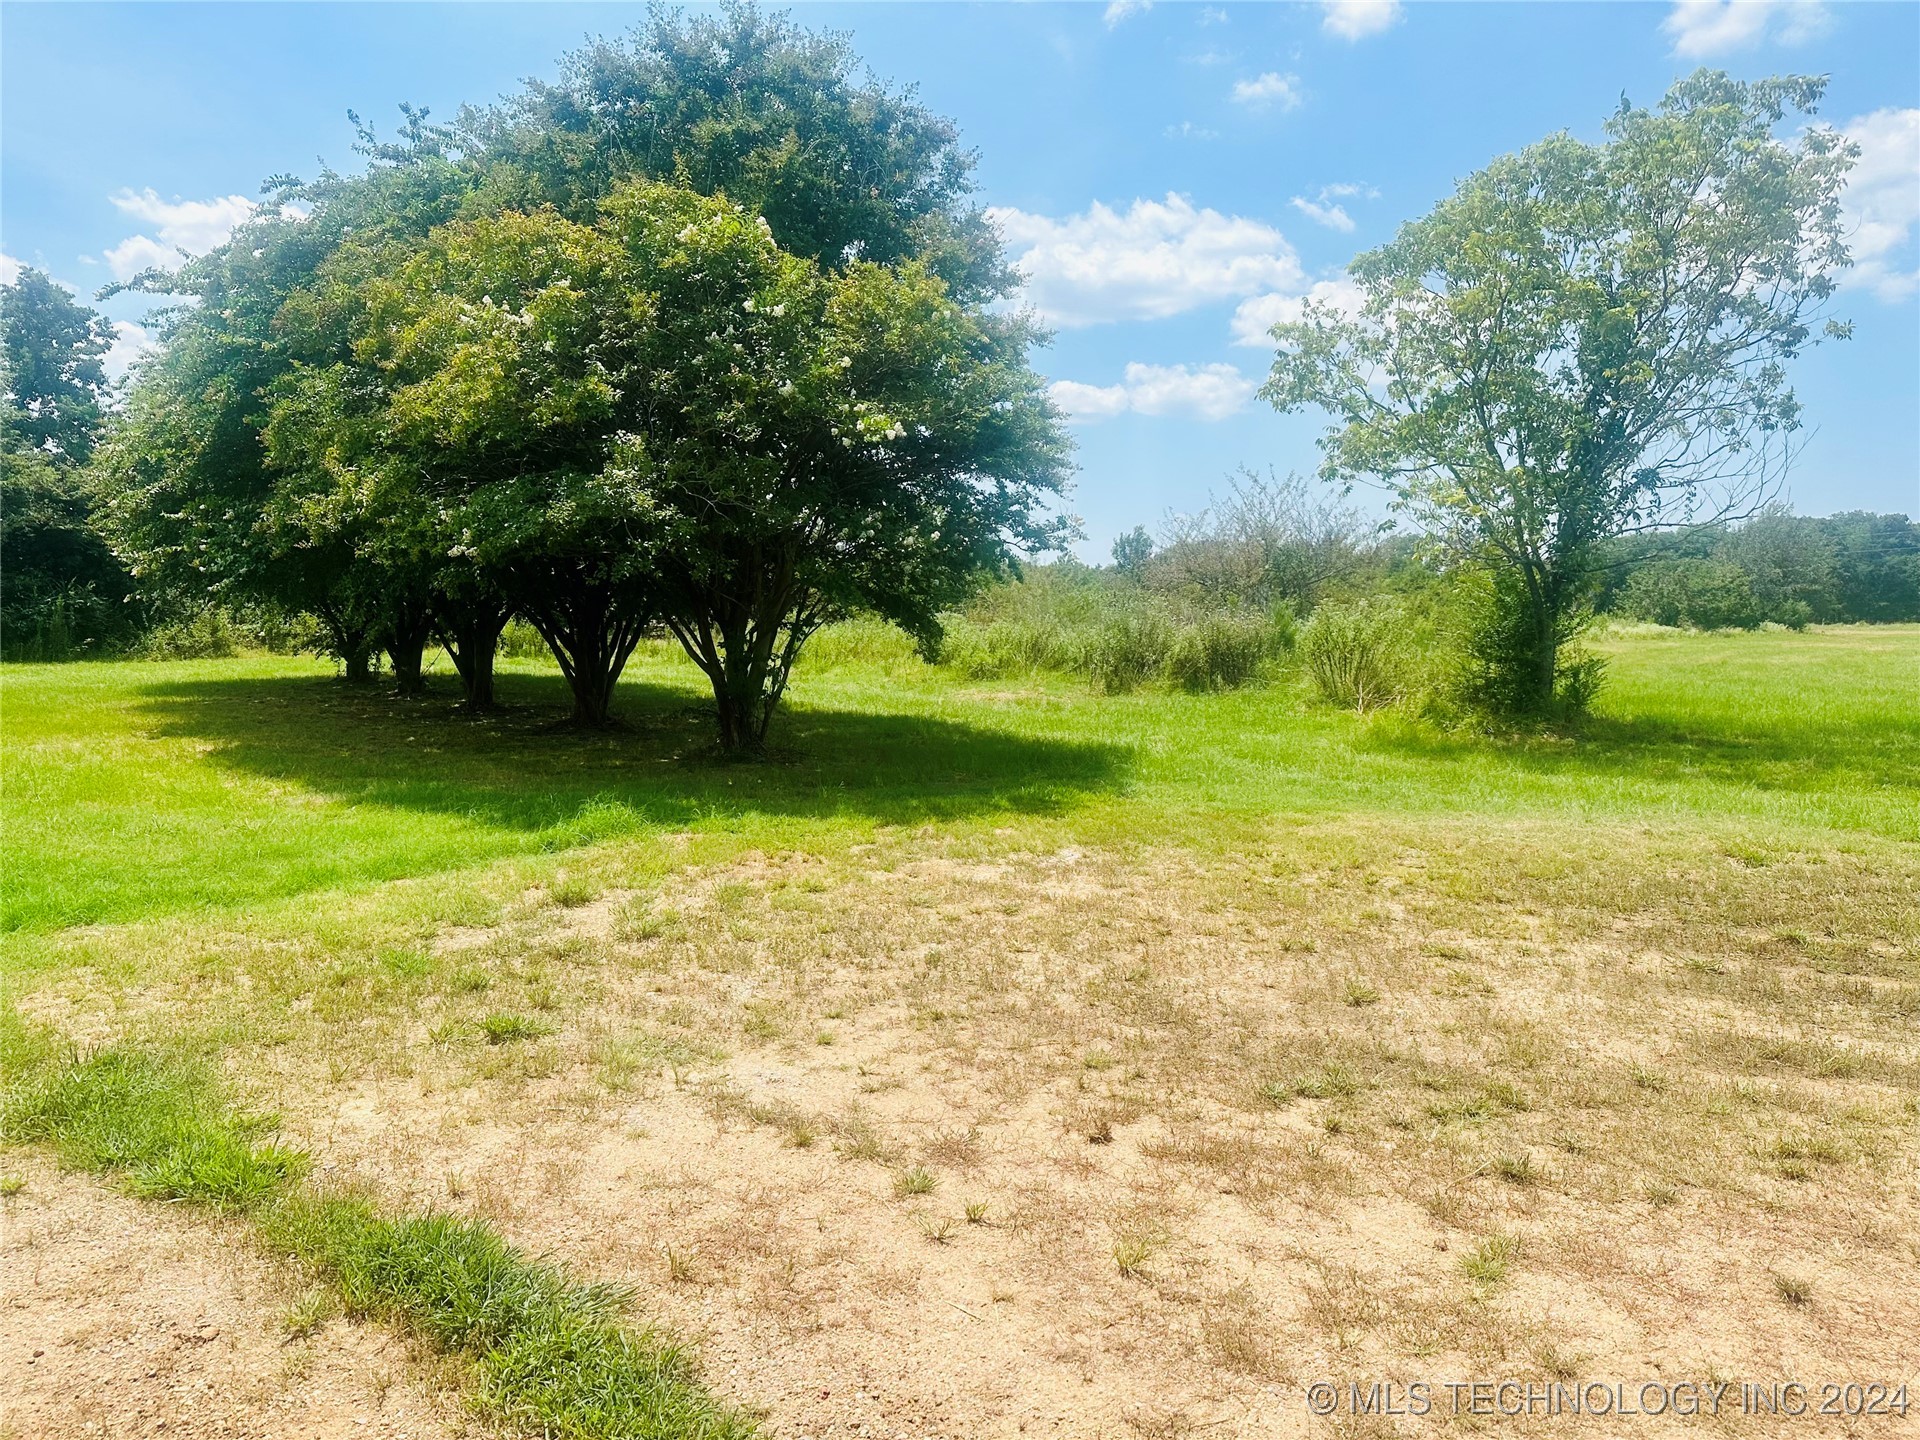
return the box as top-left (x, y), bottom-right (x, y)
top-left (937, 615), bottom-right (1081, 679)
top-left (135, 607), bottom-right (241, 660)
top-left (1446, 567), bottom-right (1606, 718)
top-left (1619, 558), bottom-right (1761, 631)
top-left (1166, 611), bottom-right (1279, 692)
top-left (1087, 609), bottom-right (1174, 694)
top-left (800, 616), bottom-right (922, 669)
top-left (1298, 599), bottom-right (1414, 711)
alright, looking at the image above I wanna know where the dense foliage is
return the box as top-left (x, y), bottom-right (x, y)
top-left (1601, 507), bottom-right (1920, 630)
top-left (1, 268), bottom-right (135, 658)
top-left (93, 4), bottom-right (1067, 746)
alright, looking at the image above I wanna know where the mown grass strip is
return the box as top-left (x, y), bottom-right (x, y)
top-left (0, 1022), bottom-right (753, 1440)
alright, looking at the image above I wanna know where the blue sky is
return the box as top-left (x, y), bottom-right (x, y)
top-left (4, 1), bottom-right (1915, 557)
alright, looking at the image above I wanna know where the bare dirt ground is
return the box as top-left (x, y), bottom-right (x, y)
top-left (13, 820), bottom-right (1920, 1437)
top-left (0, 1156), bottom-right (469, 1440)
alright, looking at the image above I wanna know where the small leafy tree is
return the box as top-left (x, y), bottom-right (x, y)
top-left (1263, 72), bottom-right (1854, 715)
top-left (1111, 526), bottom-right (1153, 577)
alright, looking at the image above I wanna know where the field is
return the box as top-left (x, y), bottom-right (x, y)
top-left (3, 624), bottom-right (1918, 1439)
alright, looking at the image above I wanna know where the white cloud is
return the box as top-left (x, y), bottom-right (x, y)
top-left (104, 187), bottom-right (255, 281)
top-left (1289, 182), bottom-right (1378, 233)
top-left (1051, 362), bottom-right (1256, 423)
top-left (1164, 120), bottom-right (1220, 141)
top-left (1231, 277), bottom-right (1367, 346)
top-left (1661, 0), bottom-right (1829, 56)
top-left (1290, 197), bottom-right (1355, 233)
top-left (1104, 0), bottom-right (1151, 27)
top-left (103, 234), bottom-right (179, 283)
top-left (989, 193), bottom-right (1306, 327)
top-left (102, 320), bottom-right (158, 387)
top-left (0, 252), bottom-right (21, 286)
top-left (1321, 0), bottom-right (1403, 40)
top-left (1839, 108), bottom-right (1920, 303)
top-left (1231, 72), bottom-right (1302, 112)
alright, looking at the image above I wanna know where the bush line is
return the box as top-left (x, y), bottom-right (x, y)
top-left (1, 1030), bottom-right (753, 1440)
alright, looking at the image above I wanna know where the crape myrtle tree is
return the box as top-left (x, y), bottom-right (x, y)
top-left (263, 231), bottom-right (516, 706)
top-left (1262, 71), bottom-right (1855, 715)
top-left (101, 4), bottom-right (1023, 701)
top-left (455, 3), bottom-right (1011, 303)
top-left (284, 182), bottom-right (1068, 741)
top-left (605, 183), bottom-right (1068, 751)
top-left (95, 138), bottom-right (480, 679)
top-left (294, 206), bottom-right (658, 726)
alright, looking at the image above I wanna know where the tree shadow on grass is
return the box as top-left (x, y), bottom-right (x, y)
top-left (1349, 707), bottom-right (1920, 810)
top-left (135, 668), bottom-right (1128, 840)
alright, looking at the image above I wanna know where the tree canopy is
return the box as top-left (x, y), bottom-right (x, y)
top-left (262, 181), bottom-right (1067, 738)
top-left (97, 3), bottom-right (1067, 733)
top-left (2, 268), bottom-right (131, 656)
top-left (3, 267), bottom-right (113, 463)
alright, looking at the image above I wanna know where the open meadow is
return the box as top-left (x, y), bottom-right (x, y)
top-left (3, 624), bottom-right (1917, 1438)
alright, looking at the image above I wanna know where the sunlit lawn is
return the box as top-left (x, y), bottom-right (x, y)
top-left (3, 624), bottom-right (1915, 943)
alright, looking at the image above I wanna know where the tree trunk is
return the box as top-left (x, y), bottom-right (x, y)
top-left (524, 586), bottom-right (642, 728)
top-left (382, 596), bottom-right (437, 697)
top-left (1515, 563), bottom-right (1561, 716)
top-left (708, 669), bottom-right (772, 756)
top-left (437, 597), bottom-right (509, 712)
top-left (1531, 627), bottom-right (1560, 712)
top-left (318, 603), bottom-right (376, 684)
top-left (672, 595), bottom-right (818, 757)
top-left (385, 626), bottom-right (431, 695)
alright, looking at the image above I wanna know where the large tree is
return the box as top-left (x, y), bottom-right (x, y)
top-left (2, 267), bottom-right (113, 461)
top-left (2, 269), bottom-right (132, 656)
top-left (1263, 71), bottom-right (1855, 714)
top-left (457, 2), bottom-right (1009, 301)
top-left (277, 183), bottom-right (1068, 741)
top-left (101, 4), bottom-right (1020, 700)
top-left (94, 142), bottom-right (480, 679)
top-left (602, 183), bottom-right (1068, 750)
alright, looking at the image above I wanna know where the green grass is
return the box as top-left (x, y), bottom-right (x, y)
top-left (1, 624), bottom-right (1914, 1429)
top-left (0, 1020), bottom-right (753, 1440)
top-left (3, 625), bottom-right (1913, 939)
top-left (482, 1012), bottom-right (555, 1045)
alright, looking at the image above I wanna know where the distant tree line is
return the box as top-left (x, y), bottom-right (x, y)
top-left (1596, 506), bottom-right (1920, 630)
